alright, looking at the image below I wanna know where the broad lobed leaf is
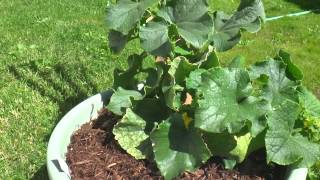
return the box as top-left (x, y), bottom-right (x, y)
top-left (266, 130), bottom-right (320, 167)
top-left (150, 113), bottom-right (211, 180)
top-left (249, 59), bottom-right (299, 107)
top-left (187, 67), bottom-right (269, 135)
top-left (157, 0), bottom-right (213, 49)
top-left (211, 0), bottom-right (265, 52)
top-left (106, 0), bottom-right (158, 34)
top-left (107, 0), bottom-right (265, 54)
top-left (133, 98), bottom-right (171, 132)
top-left (140, 22), bottom-right (172, 56)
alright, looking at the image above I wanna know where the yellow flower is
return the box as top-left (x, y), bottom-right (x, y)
top-left (182, 112), bottom-right (193, 129)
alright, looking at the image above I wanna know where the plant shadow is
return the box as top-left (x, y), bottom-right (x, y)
top-left (8, 60), bottom-right (100, 135)
top-left (8, 61), bottom-right (100, 179)
top-left (30, 164), bottom-right (49, 180)
top-left (285, 0), bottom-right (320, 13)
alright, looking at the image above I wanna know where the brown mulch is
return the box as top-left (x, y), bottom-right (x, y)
top-left (66, 109), bottom-right (284, 180)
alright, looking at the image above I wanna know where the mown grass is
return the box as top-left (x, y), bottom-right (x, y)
top-left (0, 0), bottom-right (319, 179)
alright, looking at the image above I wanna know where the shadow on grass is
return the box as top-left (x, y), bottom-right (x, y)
top-left (30, 164), bottom-right (49, 180)
top-left (285, 0), bottom-right (320, 13)
top-left (9, 63), bottom-right (95, 112)
top-left (8, 60), bottom-right (99, 130)
top-left (8, 61), bottom-right (100, 179)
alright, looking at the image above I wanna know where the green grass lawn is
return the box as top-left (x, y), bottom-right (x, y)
top-left (0, 0), bottom-right (319, 179)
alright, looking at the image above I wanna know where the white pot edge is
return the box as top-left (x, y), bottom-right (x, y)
top-left (47, 91), bottom-right (112, 180)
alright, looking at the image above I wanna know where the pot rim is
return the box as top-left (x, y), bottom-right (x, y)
top-left (47, 91), bottom-right (112, 180)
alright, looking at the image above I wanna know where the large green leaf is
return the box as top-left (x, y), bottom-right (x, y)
top-left (150, 113), bottom-right (211, 180)
top-left (107, 87), bottom-right (143, 115)
top-left (266, 132), bottom-right (320, 167)
top-left (133, 98), bottom-right (171, 132)
top-left (211, 12), bottom-right (241, 52)
top-left (176, 19), bottom-right (212, 48)
top-left (298, 86), bottom-right (320, 118)
top-left (211, 0), bottom-right (265, 51)
top-left (106, 0), bottom-right (158, 34)
top-left (157, 0), bottom-right (213, 48)
top-left (249, 60), bottom-right (299, 107)
top-left (139, 22), bottom-right (172, 56)
top-left (113, 108), bottom-right (149, 159)
top-left (187, 68), bottom-right (269, 135)
top-left (204, 132), bottom-right (252, 163)
top-left (162, 0), bottom-right (208, 22)
top-left (267, 100), bottom-right (300, 131)
top-left (265, 100), bottom-right (320, 167)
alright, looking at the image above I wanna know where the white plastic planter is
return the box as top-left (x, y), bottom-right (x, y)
top-left (46, 91), bottom-right (308, 180)
top-left (47, 91), bottom-right (112, 180)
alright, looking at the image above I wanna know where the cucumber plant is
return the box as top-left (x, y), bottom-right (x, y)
top-left (105, 0), bottom-right (320, 179)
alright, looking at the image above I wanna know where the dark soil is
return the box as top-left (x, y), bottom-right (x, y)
top-left (66, 109), bottom-right (286, 180)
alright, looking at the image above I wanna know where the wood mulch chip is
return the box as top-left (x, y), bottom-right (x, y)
top-left (66, 109), bottom-right (285, 180)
